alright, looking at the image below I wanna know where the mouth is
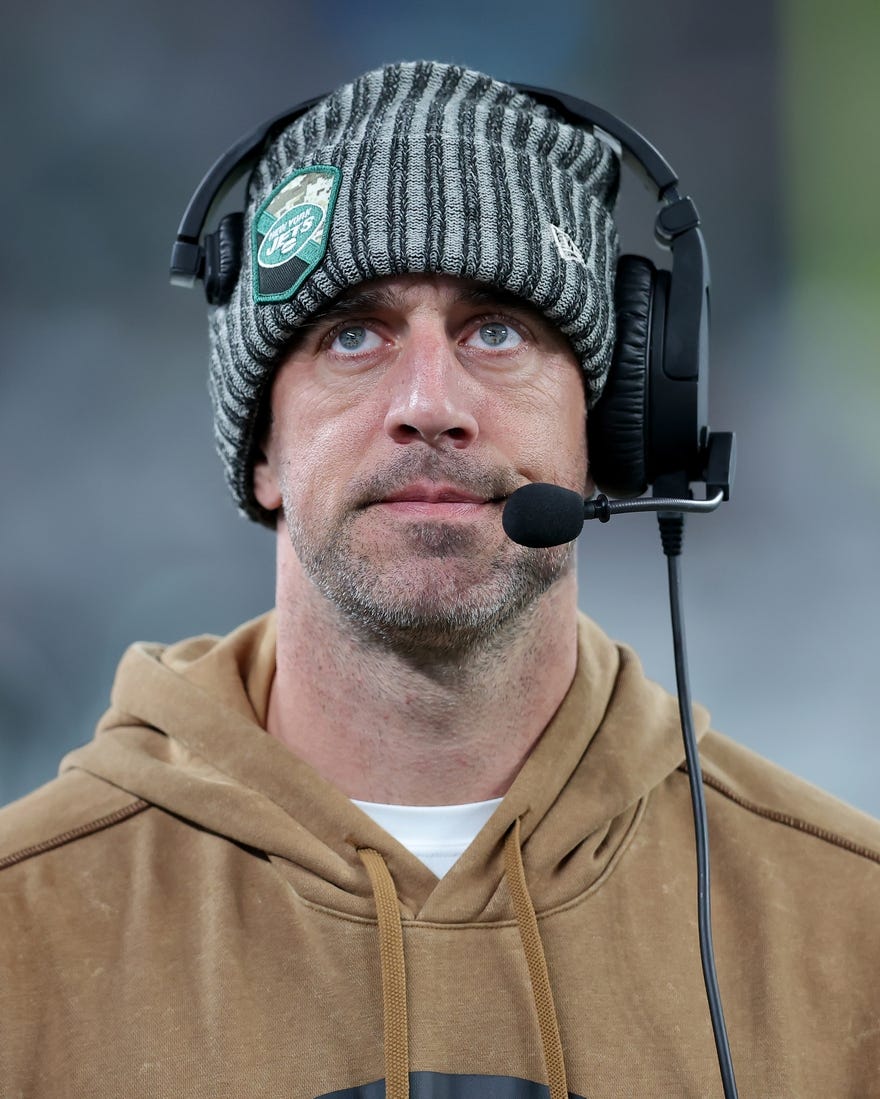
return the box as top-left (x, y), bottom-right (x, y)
top-left (371, 482), bottom-right (506, 518)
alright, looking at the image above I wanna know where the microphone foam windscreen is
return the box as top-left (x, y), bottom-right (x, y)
top-left (502, 483), bottom-right (585, 547)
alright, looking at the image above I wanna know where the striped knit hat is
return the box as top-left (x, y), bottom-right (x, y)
top-left (208, 61), bottom-right (620, 525)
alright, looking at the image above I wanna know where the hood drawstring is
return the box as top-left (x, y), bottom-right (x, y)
top-left (358, 820), bottom-right (569, 1099)
top-left (504, 817), bottom-right (570, 1099)
top-left (358, 846), bottom-right (411, 1099)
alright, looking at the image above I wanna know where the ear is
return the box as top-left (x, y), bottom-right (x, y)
top-left (253, 446), bottom-right (283, 512)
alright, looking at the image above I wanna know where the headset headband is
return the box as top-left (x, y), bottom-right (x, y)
top-left (169, 84), bottom-right (700, 292)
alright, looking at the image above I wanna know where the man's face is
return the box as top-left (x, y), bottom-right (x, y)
top-left (254, 273), bottom-right (590, 657)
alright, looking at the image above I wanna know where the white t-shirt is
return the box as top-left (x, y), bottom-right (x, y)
top-left (351, 797), bottom-right (504, 878)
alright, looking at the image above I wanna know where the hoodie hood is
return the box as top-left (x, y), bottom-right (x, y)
top-left (63, 610), bottom-right (707, 923)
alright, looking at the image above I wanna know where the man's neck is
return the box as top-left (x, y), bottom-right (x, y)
top-left (265, 559), bottom-right (580, 806)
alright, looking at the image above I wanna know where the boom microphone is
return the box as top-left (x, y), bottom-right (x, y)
top-left (501, 483), bottom-right (585, 547)
top-left (502, 482), bottom-right (726, 548)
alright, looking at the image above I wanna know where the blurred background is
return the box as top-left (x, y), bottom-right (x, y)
top-left (2, 0), bottom-right (878, 814)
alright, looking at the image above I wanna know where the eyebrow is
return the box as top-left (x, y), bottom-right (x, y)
top-left (306, 286), bottom-right (401, 329)
top-left (296, 282), bottom-right (544, 339)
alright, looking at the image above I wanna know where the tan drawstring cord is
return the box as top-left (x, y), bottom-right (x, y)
top-left (358, 847), bottom-right (410, 1099)
top-left (358, 828), bottom-right (567, 1099)
top-left (504, 817), bottom-right (570, 1099)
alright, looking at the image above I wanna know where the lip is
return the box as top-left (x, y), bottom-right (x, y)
top-left (368, 482), bottom-right (503, 519)
top-left (380, 482), bottom-right (490, 505)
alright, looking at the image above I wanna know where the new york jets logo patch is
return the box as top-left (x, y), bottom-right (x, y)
top-left (252, 165), bottom-right (341, 303)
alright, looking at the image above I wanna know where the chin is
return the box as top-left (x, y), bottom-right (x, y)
top-left (321, 546), bottom-right (574, 660)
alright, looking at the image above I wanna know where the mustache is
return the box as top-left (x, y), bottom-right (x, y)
top-left (348, 451), bottom-right (524, 508)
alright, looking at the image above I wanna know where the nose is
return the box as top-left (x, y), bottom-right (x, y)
top-left (382, 324), bottom-right (479, 448)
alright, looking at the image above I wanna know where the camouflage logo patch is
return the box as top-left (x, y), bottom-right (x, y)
top-left (252, 165), bottom-right (341, 303)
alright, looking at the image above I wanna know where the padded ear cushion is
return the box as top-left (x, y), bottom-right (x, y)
top-left (588, 253), bottom-right (657, 498)
top-left (204, 212), bottom-right (244, 305)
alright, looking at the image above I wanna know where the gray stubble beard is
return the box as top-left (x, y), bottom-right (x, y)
top-left (284, 503), bottom-right (575, 665)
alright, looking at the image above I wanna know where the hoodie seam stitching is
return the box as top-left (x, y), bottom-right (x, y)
top-left (680, 765), bottom-right (880, 865)
top-left (0, 799), bottom-right (151, 871)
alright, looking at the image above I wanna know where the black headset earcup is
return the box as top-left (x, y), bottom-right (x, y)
top-left (203, 212), bottom-right (245, 305)
top-left (588, 253), bottom-right (658, 498)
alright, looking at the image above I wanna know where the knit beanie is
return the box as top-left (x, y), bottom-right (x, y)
top-left (208, 60), bottom-right (620, 525)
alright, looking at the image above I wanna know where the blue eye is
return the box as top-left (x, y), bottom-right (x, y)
top-left (330, 325), bottom-right (382, 354)
top-left (470, 322), bottom-right (522, 349)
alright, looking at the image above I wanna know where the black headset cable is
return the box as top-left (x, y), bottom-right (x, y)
top-left (658, 503), bottom-right (739, 1099)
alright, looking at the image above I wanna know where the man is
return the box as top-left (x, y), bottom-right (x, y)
top-left (1, 61), bottom-right (878, 1098)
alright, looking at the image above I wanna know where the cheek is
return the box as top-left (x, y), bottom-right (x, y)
top-left (500, 367), bottom-right (587, 481)
top-left (271, 396), bottom-right (380, 515)
top-left (549, 364), bottom-right (588, 464)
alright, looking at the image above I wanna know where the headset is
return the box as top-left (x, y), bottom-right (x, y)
top-left (170, 83), bottom-right (739, 1098)
top-left (170, 83), bottom-right (734, 506)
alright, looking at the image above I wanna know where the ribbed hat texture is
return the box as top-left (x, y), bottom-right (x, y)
top-left (208, 61), bottom-right (620, 525)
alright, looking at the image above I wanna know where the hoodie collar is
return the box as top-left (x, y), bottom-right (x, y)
top-left (64, 611), bottom-right (708, 921)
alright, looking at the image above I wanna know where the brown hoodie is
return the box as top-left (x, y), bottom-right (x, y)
top-left (1, 611), bottom-right (878, 1097)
